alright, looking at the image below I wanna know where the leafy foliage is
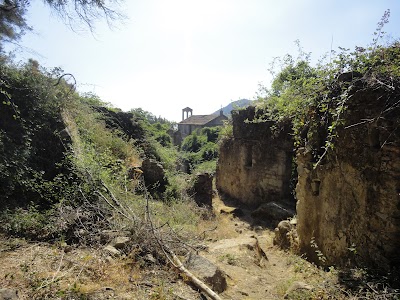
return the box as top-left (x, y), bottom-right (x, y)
top-left (257, 11), bottom-right (400, 165)
top-left (181, 127), bottom-right (221, 174)
top-left (0, 59), bottom-right (76, 207)
top-left (0, 57), bottom-right (202, 242)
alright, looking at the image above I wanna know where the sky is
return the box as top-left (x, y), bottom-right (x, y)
top-left (8, 0), bottom-right (400, 122)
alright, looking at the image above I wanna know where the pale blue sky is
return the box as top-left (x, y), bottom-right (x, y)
top-left (8, 0), bottom-right (400, 122)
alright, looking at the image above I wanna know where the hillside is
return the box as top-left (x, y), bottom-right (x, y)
top-left (214, 99), bottom-right (253, 116)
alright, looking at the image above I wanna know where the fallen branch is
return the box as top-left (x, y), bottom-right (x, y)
top-left (164, 244), bottom-right (223, 300)
top-left (142, 175), bottom-right (223, 300)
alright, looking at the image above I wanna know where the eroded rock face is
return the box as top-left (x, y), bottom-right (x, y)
top-left (216, 106), bottom-right (294, 208)
top-left (296, 87), bottom-right (400, 272)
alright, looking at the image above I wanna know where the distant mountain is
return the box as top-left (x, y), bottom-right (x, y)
top-left (214, 99), bottom-right (253, 116)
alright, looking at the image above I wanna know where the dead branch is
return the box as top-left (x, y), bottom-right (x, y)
top-left (344, 119), bottom-right (374, 129)
top-left (95, 190), bottom-right (129, 220)
top-left (54, 73), bottom-right (76, 96)
top-left (100, 180), bottom-right (138, 221)
top-left (164, 245), bottom-right (223, 300)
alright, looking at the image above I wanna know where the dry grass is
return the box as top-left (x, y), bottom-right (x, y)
top-left (0, 234), bottom-right (202, 299)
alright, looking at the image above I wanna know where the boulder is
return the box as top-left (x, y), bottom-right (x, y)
top-left (185, 252), bottom-right (228, 293)
top-left (251, 202), bottom-right (294, 224)
top-left (273, 220), bottom-right (293, 249)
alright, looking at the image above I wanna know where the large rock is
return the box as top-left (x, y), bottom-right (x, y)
top-left (185, 252), bottom-right (228, 293)
top-left (251, 202), bottom-right (294, 224)
top-left (273, 220), bottom-right (298, 250)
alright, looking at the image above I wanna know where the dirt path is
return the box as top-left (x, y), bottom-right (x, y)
top-left (198, 195), bottom-right (336, 300)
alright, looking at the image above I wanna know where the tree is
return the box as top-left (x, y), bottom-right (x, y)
top-left (0, 0), bottom-right (124, 52)
top-left (43, 0), bottom-right (124, 31)
top-left (0, 0), bottom-right (30, 51)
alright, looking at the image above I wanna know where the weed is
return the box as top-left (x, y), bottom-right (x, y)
top-left (219, 253), bottom-right (237, 265)
top-left (310, 237), bottom-right (327, 264)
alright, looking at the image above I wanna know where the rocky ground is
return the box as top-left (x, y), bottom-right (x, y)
top-left (0, 195), bottom-right (387, 300)
top-left (195, 196), bottom-right (339, 300)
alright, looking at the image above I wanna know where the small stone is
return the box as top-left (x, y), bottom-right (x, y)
top-left (63, 245), bottom-right (73, 253)
top-left (143, 253), bottom-right (156, 264)
top-left (284, 281), bottom-right (313, 299)
top-left (220, 206), bottom-right (244, 217)
top-left (100, 230), bottom-right (130, 243)
top-left (0, 288), bottom-right (19, 300)
top-left (104, 245), bottom-right (121, 256)
top-left (110, 236), bottom-right (130, 249)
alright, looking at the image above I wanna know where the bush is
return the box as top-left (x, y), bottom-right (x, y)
top-left (180, 127), bottom-right (223, 173)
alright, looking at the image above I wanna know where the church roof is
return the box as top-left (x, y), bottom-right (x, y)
top-left (179, 114), bottom-right (225, 125)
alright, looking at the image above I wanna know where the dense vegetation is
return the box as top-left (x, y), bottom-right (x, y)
top-left (256, 12), bottom-right (400, 167)
top-left (181, 126), bottom-right (222, 174)
top-left (0, 58), bottom-right (202, 244)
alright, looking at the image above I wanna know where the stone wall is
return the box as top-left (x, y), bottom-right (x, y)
top-left (216, 106), bottom-right (294, 207)
top-left (296, 87), bottom-right (400, 272)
